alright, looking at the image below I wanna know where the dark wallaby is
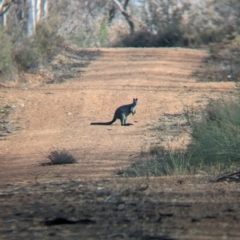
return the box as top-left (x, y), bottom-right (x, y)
top-left (91, 98), bottom-right (138, 126)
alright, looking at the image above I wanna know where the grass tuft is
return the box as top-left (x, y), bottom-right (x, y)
top-left (45, 149), bottom-right (77, 165)
top-left (118, 146), bottom-right (192, 177)
top-left (187, 97), bottom-right (240, 171)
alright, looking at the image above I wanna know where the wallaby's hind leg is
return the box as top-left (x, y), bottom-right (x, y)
top-left (121, 114), bottom-right (132, 126)
top-left (120, 114), bottom-right (125, 126)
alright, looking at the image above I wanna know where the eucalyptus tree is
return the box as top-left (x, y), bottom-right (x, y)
top-left (0, 0), bottom-right (48, 36)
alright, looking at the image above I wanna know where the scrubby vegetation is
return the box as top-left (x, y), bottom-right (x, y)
top-left (0, 21), bottom-right (63, 80)
top-left (196, 38), bottom-right (240, 82)
top-left (120, 96), bottom-right (240, 177)
top-left (44, 149), bottom-right (77, 165)
top-left (14, 23), bottom-right (64, 71)
top-left (118, 146), bottom-right (191, 177)
top-left (114, 0), bottom-right (240, 48)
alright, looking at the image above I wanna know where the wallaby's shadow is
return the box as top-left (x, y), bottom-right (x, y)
top-left (123, 123), bottom-right (133, 126)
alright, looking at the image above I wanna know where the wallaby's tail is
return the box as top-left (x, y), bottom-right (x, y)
top-left (90, 117), bottom-right (116, 125)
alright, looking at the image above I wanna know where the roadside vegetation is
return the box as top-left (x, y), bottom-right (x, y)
top-left (14, 23), bottom-right (64, 71)
top-left (120, 96), bottom-right (240, 177)
top-left (0, 22), bottom-right (63, 82)
top-left (42, 149), bottom-right (77, 166)
top-left (0, 103), bottom-right (16, 137)
top-left (196, 37), bottom-right (240, 82)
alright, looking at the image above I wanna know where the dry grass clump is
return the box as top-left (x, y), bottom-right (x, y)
top-left (44, 149), bottom-right (77, 165)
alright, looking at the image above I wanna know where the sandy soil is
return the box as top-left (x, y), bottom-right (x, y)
top-left (0, 48), bottom-right (239, 239)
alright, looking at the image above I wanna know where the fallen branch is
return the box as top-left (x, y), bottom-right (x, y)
top-left (215, 170), bottom-right (240, 182)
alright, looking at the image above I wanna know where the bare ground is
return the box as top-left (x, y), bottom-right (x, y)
top-left (0, 48), bottom-right (239, 239)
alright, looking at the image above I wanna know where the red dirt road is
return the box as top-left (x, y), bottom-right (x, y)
top-left (0, 48), bottom-right (235, 185)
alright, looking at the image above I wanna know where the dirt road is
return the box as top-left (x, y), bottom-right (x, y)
top-left (0, 48), bottom-right (235, 184)
top-left (0, 48), bottom-right (239, 239)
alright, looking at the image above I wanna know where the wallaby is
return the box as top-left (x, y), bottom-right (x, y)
top-left (91, 98), bottom-right (138, 126)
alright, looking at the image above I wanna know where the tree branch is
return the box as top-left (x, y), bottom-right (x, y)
top-left (123, 0), bottom-right (130, 10)
top-left (112, 0), bottom-right (134, 34)
top-left (0, 3), bottom-right (11, 16)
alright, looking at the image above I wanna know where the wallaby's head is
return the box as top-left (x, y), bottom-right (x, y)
top-left (133, 98), bottom-right (138, 105)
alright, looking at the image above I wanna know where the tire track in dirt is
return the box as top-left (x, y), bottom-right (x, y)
top-left (0, 48), bottom-right (236, 185)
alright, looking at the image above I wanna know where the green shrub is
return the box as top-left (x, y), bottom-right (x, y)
top-left (14, 38), bottom-right (42, 70)
top-left (0, 27), bottom-right (15, 77)
top-left (186, 97), bottom-right (240, 171)
top-left (34, 22), bottom-right (64, 60)
top-left (14, 22), bottom-right (64, 70)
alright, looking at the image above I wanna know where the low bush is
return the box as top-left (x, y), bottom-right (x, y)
top-left (46, 149), bottom-right (77, 165)
top-left (14, 38), bottom-right (42, 70)
top-left (114, 29), bottom-right (185, 48)
top-left (14, 22), bottom-right (64, 70)
top-left (187, 97), bottom-right (240, 171)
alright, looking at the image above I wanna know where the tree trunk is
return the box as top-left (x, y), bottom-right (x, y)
top-left (27, 0), bottom-right (36, 36)
top-left (0, 1), bottom-right (11, 27)
top-left (42, 0), bottom-right (48, 18)
top-left (36, 0), bottom-right (41, 22)
top-left (112, 0), bottom-right (134, 34)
